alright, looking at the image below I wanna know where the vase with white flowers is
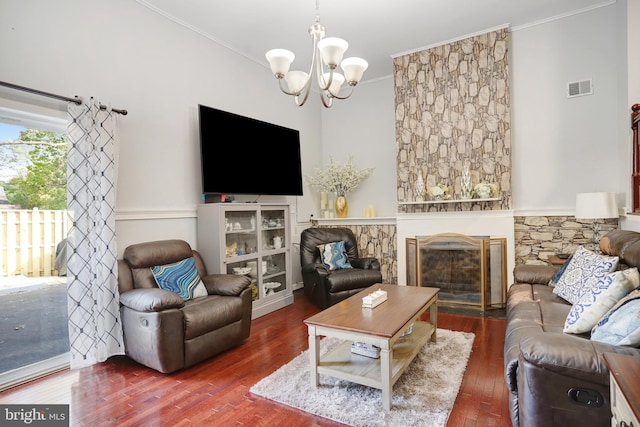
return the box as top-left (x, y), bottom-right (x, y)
top-left (306, 156), bottom-right (373, 218)
top-left (428, 183), bottom-right (451, 200)
top-left (473, 182), bottom-right (498, 199)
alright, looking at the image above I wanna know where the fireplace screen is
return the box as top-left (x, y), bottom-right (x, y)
top-left (406, 233), bottom-right (506, 310)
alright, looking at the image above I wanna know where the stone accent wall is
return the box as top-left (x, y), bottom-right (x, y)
top-left (394, 28), bottom-right (511, 213)
top-left (309, 223), bottom-right (397, 284)
top-left (515, 215), bottom-right (619, 265)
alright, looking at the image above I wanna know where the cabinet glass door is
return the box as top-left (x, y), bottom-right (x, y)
top-left (262, 253), bottom-right (287, 297)
top-left (224, 211), bottom-right (257, 257)
top-left (224, 210), bottom-right (259, 301)
top-left (260, 209), bottom-right (287, 298)
top-left (260, 209), bottom-right (285, 250)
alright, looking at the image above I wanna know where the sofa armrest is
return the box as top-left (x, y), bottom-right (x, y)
top-left (202, 274), bottom-right (250, 296)
top-left (119, 288), bottom-right (185, 312)
top-left (518, 332), bottom-right (640, 385)
top-left (513, 264), bottom-right (559, 285)
top-left (351, 257), bottom-right (381, 270)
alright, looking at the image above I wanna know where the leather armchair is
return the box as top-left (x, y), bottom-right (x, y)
top-left (300, 227), bottom-right (383, 309)
top-left (117, 239), bottom-right (252, 373)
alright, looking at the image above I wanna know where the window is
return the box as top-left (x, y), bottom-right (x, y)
top-left (0, 104), bottom-right (69, 390)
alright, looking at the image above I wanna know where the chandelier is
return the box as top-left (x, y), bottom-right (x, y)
top-left (265, 0), bottom-right (368, 108)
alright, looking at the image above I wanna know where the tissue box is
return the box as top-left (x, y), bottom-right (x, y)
top-left (362, 289), bottom-right (387, 308)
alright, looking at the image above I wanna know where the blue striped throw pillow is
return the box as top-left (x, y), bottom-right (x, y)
top-left (318, 241), bottom-right (352, 271)
top-left (151, 256), bottom-right (208, 300)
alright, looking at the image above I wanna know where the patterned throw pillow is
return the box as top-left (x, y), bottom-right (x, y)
top-left (151, 256), bottom-right (208, 300)
top-left (548, 255), bottom-right (573, 287)
top-left (553, 246), bottom-right (619, 304)
top-left (591, 288), bottom-right (640, 346)
top-left (564, 267), bottom-right (639, 334)
top-left (318, 241), bottom-right (352, 271)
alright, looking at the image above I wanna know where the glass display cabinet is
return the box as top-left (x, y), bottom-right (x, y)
top-left (197, 203), bottom-right (293, 318)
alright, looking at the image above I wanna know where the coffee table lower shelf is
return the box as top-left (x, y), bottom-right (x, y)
top-left (316, 321), bottom-right (435, 393)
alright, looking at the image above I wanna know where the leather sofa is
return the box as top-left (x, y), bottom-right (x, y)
top-left (300, 227), bottom-right (383, 309)
top-left (117, 239), bottom-right (252, 373)
top-left (504, 230), bottom-right (640, 427)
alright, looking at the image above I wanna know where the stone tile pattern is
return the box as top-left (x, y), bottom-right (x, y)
top-left (515, 215), bottom-right (619, 265)
top-left (309, 223), bottom-right (397, 284)
top-left (393, 28), bottom-right (511, 213)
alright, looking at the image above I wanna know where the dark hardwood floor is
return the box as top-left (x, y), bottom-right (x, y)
top-left (0, 289), bottom-right (510, 426)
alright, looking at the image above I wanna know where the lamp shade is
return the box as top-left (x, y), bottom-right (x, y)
top-left (322, 72), bottom-right (344, 95)
top-left (284, 71), bottom-right (309, 94)
top-left (341, 57), bottom-right (368, 84)
top-left (317, 37), bottom-right (348, 67)
top-left (265, 49), bottom-right (295, 76)
top-left (575, 192), bottom-right (618, 219)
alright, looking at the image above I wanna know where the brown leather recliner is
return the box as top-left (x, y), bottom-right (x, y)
top-left (117, 239), bottom-right (252, 373)
top-left (300, 227), bottom-right (383, 309)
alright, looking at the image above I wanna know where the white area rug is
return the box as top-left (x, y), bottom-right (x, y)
top-left (250, 328), bottom-right (475, 426)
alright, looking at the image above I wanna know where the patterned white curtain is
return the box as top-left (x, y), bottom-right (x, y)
top-left (66, 98), bottom-right (124, 369)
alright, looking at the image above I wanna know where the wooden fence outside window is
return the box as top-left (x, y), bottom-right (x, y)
top-left (0, 209), bottom-right (69, 278)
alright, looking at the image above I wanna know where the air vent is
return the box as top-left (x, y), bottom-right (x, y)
top-left (567, 79), bottom-right (593, 98)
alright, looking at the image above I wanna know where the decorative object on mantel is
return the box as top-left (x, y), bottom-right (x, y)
top-left (265, 0), bottom-right (368, 108)
top-left (335, 195), bottom-right (348, 218)
top-left (362, 205), bottom-right (376, 217)
top-left (306, 156), bottom-right (373, 218)
top-left (429, 183), bottom-right (451, 201)
top-left (415, 174), bottom-right (426, 201)
top-left (461, 162), bottom-right (472, 199)
top-left (473, 182), bottom-right (498, 199)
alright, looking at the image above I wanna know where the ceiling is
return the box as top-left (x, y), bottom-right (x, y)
top-left (138, 0), bottom-right (612, 82)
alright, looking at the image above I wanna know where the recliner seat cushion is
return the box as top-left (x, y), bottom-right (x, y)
top-left (181, 295), bottom-right (246, 340)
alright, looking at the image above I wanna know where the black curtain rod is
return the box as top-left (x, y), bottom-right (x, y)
top-left (0, 80), bottom-right (128, 116)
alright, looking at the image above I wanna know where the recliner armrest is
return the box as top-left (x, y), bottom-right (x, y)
top-left (202, 274), bottom-right (250, 296)
top-left (119, 288), bottom-right (185, 312)
top-left (301, 263), bottom-right (329, 276)
top-left (518, 333), bottom-right (611, 385)
top-left (351, 257), bottom-right (380, 270)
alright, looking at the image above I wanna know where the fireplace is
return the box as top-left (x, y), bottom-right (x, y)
top-left (406, 233), bottom-right (507, 310)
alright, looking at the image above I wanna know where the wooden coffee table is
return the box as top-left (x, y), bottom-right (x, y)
top-left (304, 284), bottom-right (439, 411)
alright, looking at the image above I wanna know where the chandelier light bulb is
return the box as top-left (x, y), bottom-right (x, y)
top-left (284, 71), bottom-right (309, 94)
top-left (317, 37), bottom-right (348, 68)
top-left (265, 49), bottom-right (295, 77)
top-left (341, 57), bottom-right (368, 85)
top-left (323, 72), bottom-right (345, 96)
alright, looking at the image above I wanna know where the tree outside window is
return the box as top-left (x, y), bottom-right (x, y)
top-left (0, 127), bottom-right (67, 209)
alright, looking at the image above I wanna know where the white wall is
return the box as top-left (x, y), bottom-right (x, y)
top-left (0, 1), bottom-right (633, 258)
top-left (511, 5), bottom-right (622, 212)
top-left (319, 77), bottom-right (397, 218)
top-left (321, 3), bottom-right (626, 217)
top-left (0, 0), bottom-right (321, 255)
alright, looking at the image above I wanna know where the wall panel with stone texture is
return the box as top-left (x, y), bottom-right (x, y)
top-left (514, 216), bottom-right (619, 265)
top-left (394, 28), bottom-right (511, 213)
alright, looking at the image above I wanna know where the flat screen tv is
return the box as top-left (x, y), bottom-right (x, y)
top-left (198, 104), bottom-right (303, 197)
